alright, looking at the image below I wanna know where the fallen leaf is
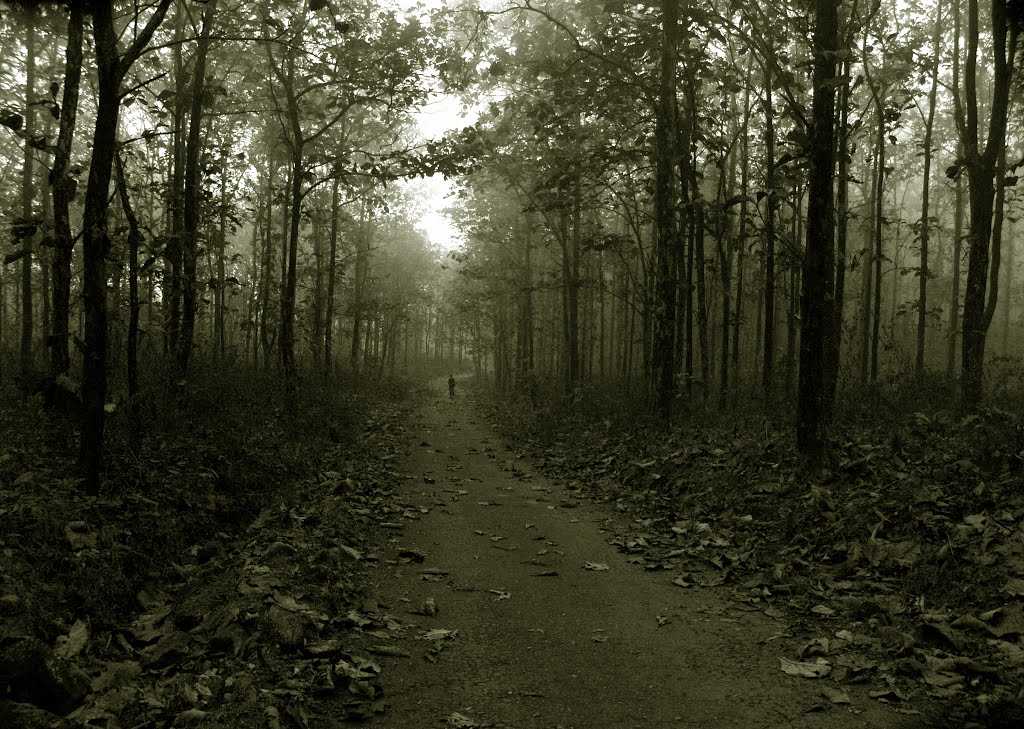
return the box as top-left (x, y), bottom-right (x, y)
top-left (821, 687), bottom-right (851, 705)
top-left (1004, 578), bottom-right (1024, 598)
top-left (446, 711), bottom-right (487, 728)
top-left (780, 657), bottom-right (831, 679)
top-left (869, 688), bottom-right (909, 702)
top-left (532, 570), bottom-right (559, 577)
top-left (584, 562), bottom-right (610, 571)
top-left (54, 620), bottom-right (89, 659)
top-left (419, 628), bottom-right (458, 641)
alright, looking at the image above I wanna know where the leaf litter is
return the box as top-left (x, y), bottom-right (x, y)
top-left (1, 396), bottom-right (418, 727)
top-left (486, 401), bottom-right (1024, 722)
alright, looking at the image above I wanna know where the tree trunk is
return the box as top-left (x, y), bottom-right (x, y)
top-left (916, 0), bottom-right (944, 374)
top-left (324, 175), bottom-right (341, 372)
top-left (695, 204), bottom-right (709, 395)
top-left (959, 0), bottom-right (1018, 406)
top-left (871, 104), bottom-right (885, 382)
top-left (178, 0), bottom-right (218, 373)
top-left (166, 0), bottom-right (186, 355)
top-left (651, 0), bottom-right (679, 417)
top-left (115, 152), bottom-right (141, 437)
top-left (50, 2), bottom-right (83, 378)
top-left (80, 0), bottom-right (171, 491)
top-left (762, 74), bottom-right (777, 401)
top-left (351, 211), bottom-right (370, 374)
top-left (825, 51), bottom-right (851, 414)
top-left (216, 140), bottom-right (228, 358)
top-left (797, 0), bottom-right (839, 458)
top-left (19, 4), bottom-right (37, 379)
top-left (733, 61), bottom-right (752, 396)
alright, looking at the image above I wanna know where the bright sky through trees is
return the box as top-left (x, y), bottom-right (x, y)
top-left (395, 0), bottom-right (472, 253)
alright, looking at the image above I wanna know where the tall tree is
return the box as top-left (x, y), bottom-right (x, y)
top-left (80, 0), bottom-right (172, 491)
top-left (957, 0), bottom-right (1019, 406)
top-left (178, 0), bottom-right (219, 373)
top-left (19, 3), bottom-right (37, 379)
top-left (797, 0), bottom-right (840, 459)
top-left (915, 0), bottom-right (944, 374)
top-left (50, 2), bottom-right (83, 379)
top-left (651, 0), bottom-right (679, 418)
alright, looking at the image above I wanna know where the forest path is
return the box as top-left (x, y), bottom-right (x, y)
top-left (363, 383), bottom-right (912, 729)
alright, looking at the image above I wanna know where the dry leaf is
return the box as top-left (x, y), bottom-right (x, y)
top-left (779, 657), bottom-right (831, 679)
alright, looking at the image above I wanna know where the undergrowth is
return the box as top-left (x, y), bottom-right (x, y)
top-left (0, 358), bottom-right (399, 639)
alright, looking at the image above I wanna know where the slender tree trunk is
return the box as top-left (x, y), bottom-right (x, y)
top-left (651, 0), bottom-right (679, 417)
top-left (695, 204), bottom-right (709, 395)
top-left (1003, 227), bottom-right (1015, 355)
top-left (51, 3), bottom-right (83, 378)
top-left (871, 102), bottom-right (885, 382)
top-left (19, 4), bottom-right (37, 379)
top-left (351, 211), bottom-right (369, 374)
top-left (948, 174), bottom-right (965, 375)
top-left (166, 0), bottom-right (186, 355)
top-left (324, 176), bottom-right (341, 372)
top-left (115, 152), bottom-right (141, 438)
top-left (959, 0), bottom-right (1018, 406)
top-left (81, 0), bottom-right (171, 490)
top-left (216, 140), bottom-right (228, 358)
top-left (178, 0), bottom-right (218, 373)
top-left (259, 164), bottom-right (275, 366)
top-left (825, 52), bottom-right (851, 413)
top-left (762, 74), bottom-right (777, 401)
top-left (916, 0), bottom-right (944, 374)
top-left (718, 136), bottom-right (736, 408)
top-left (733, 63), bottom-right (752, 394)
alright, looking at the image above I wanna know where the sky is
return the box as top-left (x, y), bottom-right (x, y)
top-left (393, 0), bottom-right (476, 255)
top-left (403, 94), bottom-right (477, 255)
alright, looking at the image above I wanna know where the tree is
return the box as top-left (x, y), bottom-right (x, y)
top-left (915, 0), bottom-right (944, 375)
top-left (651, 0), bottom-right (679, 419)
top-left (957, 0), bottom-right (1020, 406)
top-left (50, 2), bottom-right (83, 379)
top-left (797, 0), bottom-right (840, 459)
top-left (178, 0), bottom-right (219, 373)
top-left (80, 0), bottom-right (172, 491)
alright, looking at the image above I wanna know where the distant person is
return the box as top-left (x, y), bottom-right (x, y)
top-left (448, 374), bottom-right (456, 400)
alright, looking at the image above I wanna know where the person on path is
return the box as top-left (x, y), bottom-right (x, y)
top-left (448, 374), bottom-right (456, 400)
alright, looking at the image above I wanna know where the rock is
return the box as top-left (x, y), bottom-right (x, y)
top-left (0, 637), bottom-right (90, 714)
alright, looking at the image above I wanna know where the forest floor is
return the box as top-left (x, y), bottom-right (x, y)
top-left (355, 381), bottom-right (926, 729)
top-left (5, 373), bottom-right (1024, 728)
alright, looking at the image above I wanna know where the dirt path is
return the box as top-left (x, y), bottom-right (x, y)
top-left (364, 384), bottom-right (919, 729)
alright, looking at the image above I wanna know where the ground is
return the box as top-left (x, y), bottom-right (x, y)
top-left (5, 376), bottom-right (1023, 728)
top-left (357, 381), bottom-right (926, 729)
